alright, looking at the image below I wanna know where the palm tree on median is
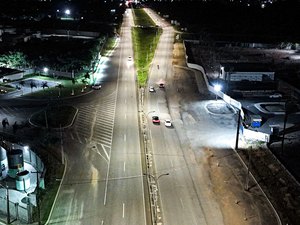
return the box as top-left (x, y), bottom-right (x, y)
top-left (56, 83), bottom-right (64, 97)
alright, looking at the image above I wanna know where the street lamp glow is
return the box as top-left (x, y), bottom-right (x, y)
top-left (214, 84), bottom-right (222, 92)
top-left (43, 67), bottom-right (49, 73)
top-left (65, 9), bottom-right (70, 15)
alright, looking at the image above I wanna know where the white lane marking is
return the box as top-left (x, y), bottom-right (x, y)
top-left (101, 144), bottom-right (109, 161)
top-left (122, 203), bottom-right (125, 218)
top-left (103, 151), bottom-right (111, 206)
top-left (170, 159), bottom-right (174, 168)
top-left (124, 134), bottom-right (126, 142)
top-left (125, 98), bottom-right (127, 104)
top-left (123, 161), bottom-right (126, 172)
top-left (125, 113), bottom-right (127, 119)
top-left (101, 220), bottom-right (104, 225)
top-left (80, 203), bottom-right (84, 219)
top-left (180, 198), bottom-right (184, 209)
top-left (90, 144), bottom-right (108, 163)
top-left (75, 131), bottom-right (82, 144)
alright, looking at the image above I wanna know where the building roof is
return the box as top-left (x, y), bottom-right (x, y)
top-left (0, 67), bottom-right (21, 76)
top-left (221, 63), bottom-right (273, 73)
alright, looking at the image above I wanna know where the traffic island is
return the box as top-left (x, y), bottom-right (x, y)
top-left (29, 105), bottom-right (78, 129)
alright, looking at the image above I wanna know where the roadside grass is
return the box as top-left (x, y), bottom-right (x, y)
top-left (22, 74), bottom-right (92, 98)
top-left (39, 161), bottom-right (64, 224)
top-left (132, 9), bottom-right (162, 86)
top-left (30, 105), bottom-right (77, 128)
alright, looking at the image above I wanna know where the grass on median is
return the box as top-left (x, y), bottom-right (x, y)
top-left (132, 9), bottom-right (162, 87)
top-left (133, 8), bottom-right (156, 27)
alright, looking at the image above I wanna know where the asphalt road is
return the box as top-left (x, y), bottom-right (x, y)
top-left (47, 9), bottom-right (146, 225)
top-left (144, 9), bottom-right (224, 225)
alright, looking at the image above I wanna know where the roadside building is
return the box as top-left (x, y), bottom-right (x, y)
top-left (220, 63), bottom-right (275, 82)
top-left (0, 67), bottom-right (24, 82)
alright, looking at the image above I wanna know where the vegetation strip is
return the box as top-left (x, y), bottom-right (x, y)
top-left (132, 9), bottom-right (162, 86)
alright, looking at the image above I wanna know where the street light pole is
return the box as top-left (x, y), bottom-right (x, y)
top-left (235, 109), bottom-right (241, 150)
top-left (144, 172), bottom-right (169, 225)
top-left (244, 146), bottom-right (252, 191)
top-left (147, 110), bottom-right (155, 117)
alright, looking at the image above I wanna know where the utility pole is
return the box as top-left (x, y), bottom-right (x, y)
top-left (235, 109), bottom-right (241, 150)
top-left (31, 171), bottom-right (41, 225)
top-left (0, 183), bottom-right (10, 224)
top-left (245, 147), bottom-right (252, 191)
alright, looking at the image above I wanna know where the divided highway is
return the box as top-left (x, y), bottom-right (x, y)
top-left (48, 9), bottom-right (146, 225)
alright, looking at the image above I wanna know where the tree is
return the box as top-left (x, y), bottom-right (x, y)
top-left (0, 51), bottom-right (27, 68)
top-left (56, 84), bottom-right (64, 97)
top-left (41, 81), bottom-right (49, 90)
top-left (71, 78), bottom-right (76, 96)
top-left (84, 72), bottom-right (90, 80)
top-left (19, 80), bottom-right (25, 87)
top-left (81, 79), bottom-right (87, 86)
top-left (30, 81), bottom-right (37, 92)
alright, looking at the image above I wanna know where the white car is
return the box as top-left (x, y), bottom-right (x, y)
top-left (149, 86), bottom-right (155, 92)
top-left (269, 93), bottom-right (282, 98)
top-left (165, 119), bottom-right (172, 127)
top-left (92, 83), bottom-right (101, 90)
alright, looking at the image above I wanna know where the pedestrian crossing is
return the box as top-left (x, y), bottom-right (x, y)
top-left (0, 106), bottom-right (20, 117)
top-left (66, 91), bottom-right (117, 147)
top-left (0, 106), bottom-right (31, 126)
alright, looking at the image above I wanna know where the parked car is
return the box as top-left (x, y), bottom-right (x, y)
top-left (92, 83), bottom-right (101, 90)
top-left (159, 83), bottom-right (165, 88)
top-left (164, 119), bottom-right (172, 127)
top-left (152, 116), bottom-right (160, 124)
top-left (149, 86), bottom-right (155, 92)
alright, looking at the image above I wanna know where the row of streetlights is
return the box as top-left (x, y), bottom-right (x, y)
top-left (141, 108), bottom-right (170, 224)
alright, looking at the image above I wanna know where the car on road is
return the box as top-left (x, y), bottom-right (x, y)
top-left (164, 119), bottom-right (172, 127)
top-left (269, 93), bottom-right (282, 98)
top-left (159, 83), bottom-right (165, 88)
top-left (152, 116), bottom-right (160, 124)
top-left (149, 86), bottom-right (155, 92)
top-left (92, 83), bottom-right (101, 90)
top-left (128, 56), bottom-right (132, 62)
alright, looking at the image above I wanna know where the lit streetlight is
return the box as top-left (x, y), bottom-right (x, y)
top-left (65, 9), bottom-right (70, 15)
top-left (214, 84), bottom-right (222, 101)
top-left (43, 67), bottom-right (49, 74)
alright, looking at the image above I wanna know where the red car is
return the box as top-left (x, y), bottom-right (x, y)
top-left (152, 116), bottom-right (160, 124)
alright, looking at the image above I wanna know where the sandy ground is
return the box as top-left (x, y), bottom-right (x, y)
top-left (167, 42), bottom-right (279, 225)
